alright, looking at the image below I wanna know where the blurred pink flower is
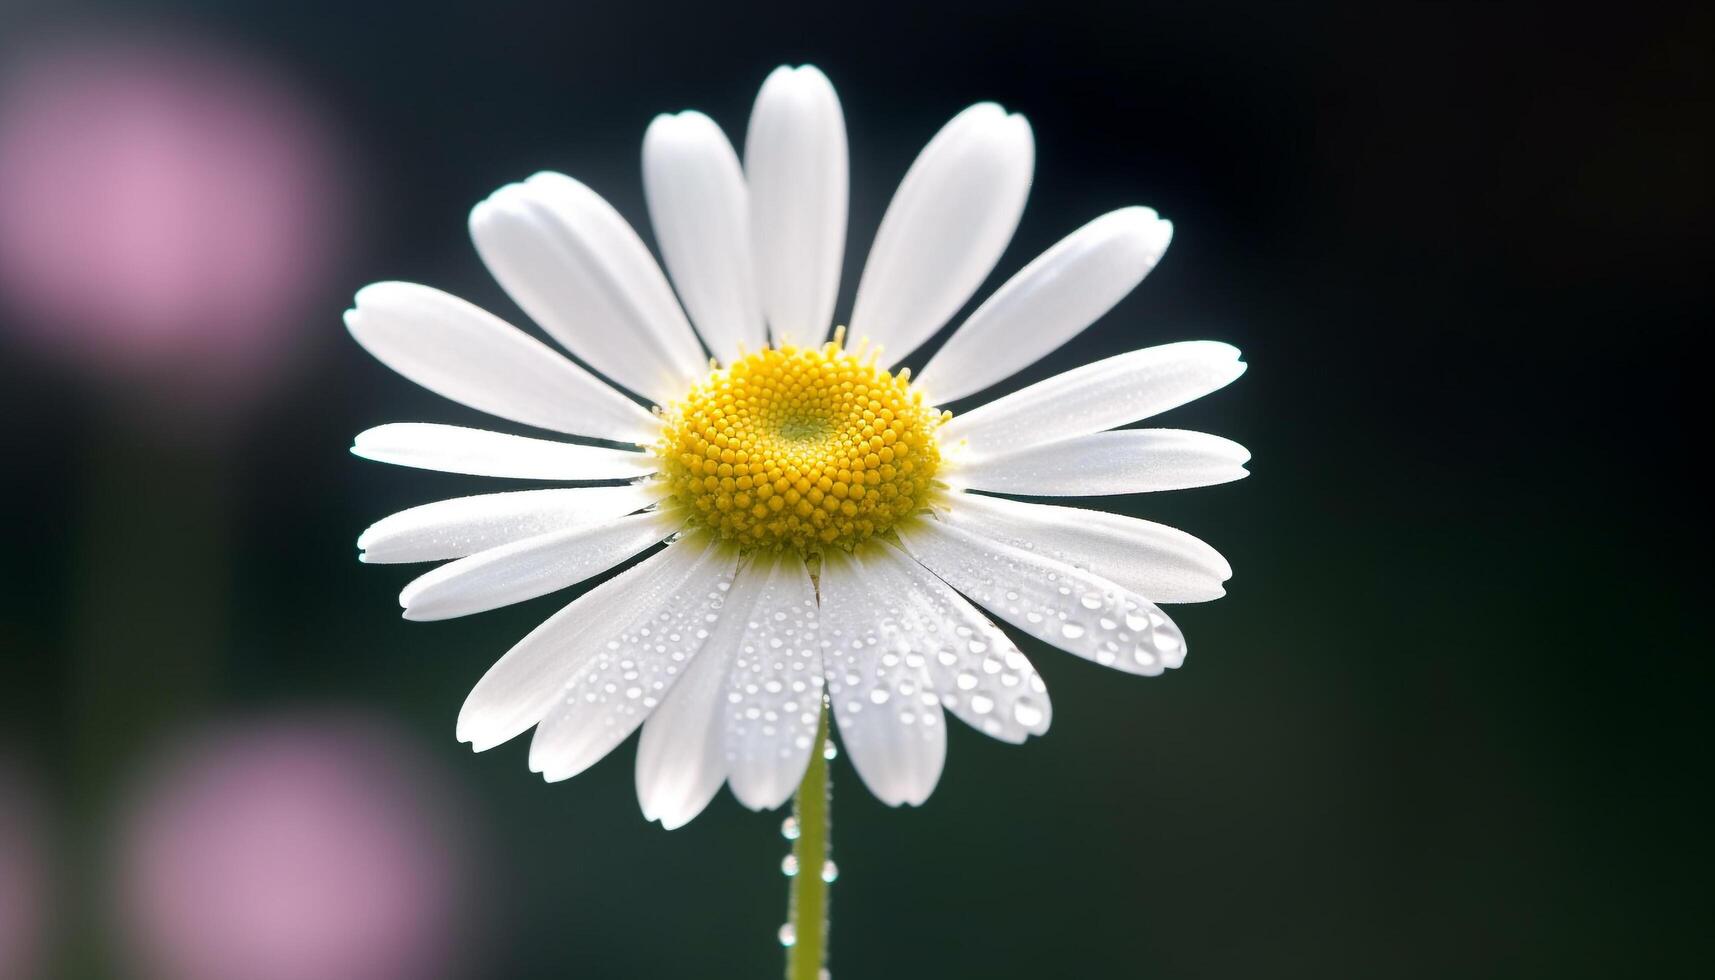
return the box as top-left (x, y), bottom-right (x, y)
top-left (117, 714), bottom-right (469, 980)
top-left (0, 32), bottom-right (351, 403)
top-left (0, 762), bottom-right (50, 980)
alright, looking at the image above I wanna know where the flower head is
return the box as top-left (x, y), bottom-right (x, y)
top-left (656, 335), bottom-right (945, 552)
top-left (349, 65), bottom-right (1247, 828)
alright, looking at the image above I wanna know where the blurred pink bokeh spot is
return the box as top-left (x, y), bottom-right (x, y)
top-left (118, 715), bottom-right (469, 980)
top-left (0, 763), bottom-right (50, 980)
top-left (0, 33), bottom-right (350, 401)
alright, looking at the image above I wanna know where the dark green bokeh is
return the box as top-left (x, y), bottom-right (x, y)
top-left (1, 1), bottom-right (1706, 977)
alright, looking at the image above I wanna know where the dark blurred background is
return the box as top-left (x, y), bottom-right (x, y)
top-left (1, 1), bottom-right (1707, 977)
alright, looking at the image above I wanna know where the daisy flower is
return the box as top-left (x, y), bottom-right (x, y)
top-left (347, 65), bottom-right (1247, 832)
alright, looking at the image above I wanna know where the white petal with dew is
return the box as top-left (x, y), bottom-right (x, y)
top-left (818, 549), bottom-right (947, 807)
top-left (359, 484), bottom-right (664, 565)
top-left (456, 540), bottom-right (704, 752)
top-left (344, 281), bottom-right (658, 443)
top-left (939, 491), bottom-right (1231, 602)
top-left (470, 171), bottom-right (707, 403)
top-left (643, 112), bottom-right (766, 364)
top-left (862, 539), bottom-right (1050, 744)
top-left (896, 518), bottom-right (1188, 677)
top-left (940, 341), bottom-right (1246, 457)
top-left (916, 208), bottom-right (1173, 404)
top-left (948, 429), bottom-right (1250, 497)
top-left (399, 510), bottom-right (677, 621)
top-left (721, 553), bottom-right (824, 811)
top-left (352, 424), bottom-right (656, 481)
top-left (530, 536), bottom-right (738, 783)
top-left (848, 103), bottom-right (1033, 362)
top-left (745, 65), bottom-right (848, 344)
top-left (635, 564), bottom-right (750, 828)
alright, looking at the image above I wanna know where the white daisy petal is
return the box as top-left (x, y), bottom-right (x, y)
top-left (895, 517), bottom-right (1188, 677)
top-left (915, 208), bottom-right (1173, 403)
top-left (819, 549), bottom-right (946, 807)
top-left (470, 171), bottom-right (707, 403)
top-left (643, 111), bottom-right (766, 364)
top-left (940, 341), bottom-right (1246, 457)
top-left (344, 282), bottom-right (659, 443)
top-left (457, 539), bottom-right (704, 752)
top-left (357, 483), bottom-right (665, 565)
top-left (635, 568), bottom-right (748, 828)
top-left (529, 537), bottom-right (738, 783)
top-left (399, 510), bottom-right (678, 621)
top-left (351, 424), bottom-right (656, 481)
top-left (745, 65), bottom-right (848, 344)
top-left (724, 553), bottom-right (824, 812)
top-left (848, 103), bottom-right (1034, 362)
top-left (940, 491), bottom-right (1231, 602)
top-left (862, 540), bottom-right (1051, 743)
top-left (949, 429), bottom-right (1250, 497)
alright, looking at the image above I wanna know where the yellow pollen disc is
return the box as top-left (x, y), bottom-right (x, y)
top-left (655, 334), bottom-right (948, 554)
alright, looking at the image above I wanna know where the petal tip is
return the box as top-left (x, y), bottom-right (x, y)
top-left (456, 723), bottom-right (499, 753)
top-left (351, 279), bottom-right (413, 306)
top-left (523, 169), bottom-right (571, 188)
top-left (653, 796), bottom-right (714, 832)
top-left (1149, 216), bottom-right (1174, 253)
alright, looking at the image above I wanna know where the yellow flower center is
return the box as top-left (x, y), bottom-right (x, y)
top-left (655, 335), bottom-right (946, 554)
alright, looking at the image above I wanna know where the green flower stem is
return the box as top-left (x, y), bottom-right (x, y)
top-left (786, 705), bottom-right (831, 980)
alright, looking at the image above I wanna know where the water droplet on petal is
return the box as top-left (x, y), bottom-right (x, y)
top-left (1013, 698), bottom-right (1044, 727)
